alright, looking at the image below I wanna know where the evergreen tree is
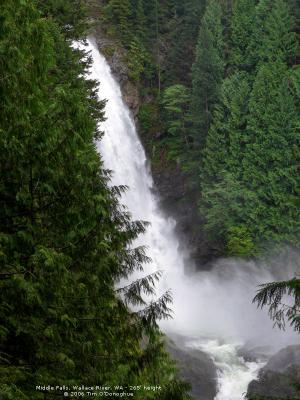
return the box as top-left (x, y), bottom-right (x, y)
top-left (200, 0), bottom-right (300, 255)
top-left (246, 0), bottom-right (280, 68)
top-left (242, 60), bottom-right (300, 246)
top-left (164, 0), bottom-right (206, 86)
top-left (200, 72), bottom-right (254, 254)
top-left (229, 0), bottom-right (256, 69)
top-left (37, 0), bottom-right (88, 39)
top-left (0, 1), bottom-right (192, 398)
top-left (104, 0), bottom-right (132, 42)
top-left (127, 37), bottom-right (146, 82)
top-left (201, 71), bottom-right (252, 184)
top-left (201, 172), bottom-right (257, 254)
top-left (131, 0), bottom-right (147, 40)
top-left (241, 0), bottom-right (299, 247)
top-left (190, 0), bottom-right (224, 148)
top-left (257, 0), bottom-right (298, 64)
top-left (161, 84), bottom-right (190, 162)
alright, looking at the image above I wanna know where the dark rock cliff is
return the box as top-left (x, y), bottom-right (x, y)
top-left (165, 336), bottom-right (217, 400)
top-left (247, 346), bottom-right (300, 399)
top-left (93, 27), bottom-right (140, 117)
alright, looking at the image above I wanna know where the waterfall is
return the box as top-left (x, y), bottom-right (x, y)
top-left (78, 37), bottom-right (299, 400)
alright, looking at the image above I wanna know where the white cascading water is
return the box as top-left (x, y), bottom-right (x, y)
top-left (79, 37), bottom-right (300, 400)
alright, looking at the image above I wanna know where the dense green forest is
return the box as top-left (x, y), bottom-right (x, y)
top-left (1, 0), bottom-right (300, 398)
top-left (100, 0), bottom-right (300, 258)
top-left (0, 1), bottom-right (192, 398)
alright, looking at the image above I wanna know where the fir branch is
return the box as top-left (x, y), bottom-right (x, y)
top-left (253, 278), bottom-right (300, 331)
top-left (116, 270), bottom-right (162, 306)
top-left (134, 290), bottom-right (173, 329)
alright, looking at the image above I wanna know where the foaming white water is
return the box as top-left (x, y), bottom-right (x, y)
top-left (188, 339), bottom-right (265, 400)
top-left (78, 37), bottom-right (299, 399)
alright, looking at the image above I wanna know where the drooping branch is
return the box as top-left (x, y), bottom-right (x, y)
top-left (253, 278), bottom-right (300, 331)
top-left (116, 270), bottom-right (162, 306)
top-left (134, 290), bottom-right (173, 330)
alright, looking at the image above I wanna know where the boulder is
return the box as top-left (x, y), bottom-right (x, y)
top-left (166, 337), bottom-right (217, 400)
top-left (247, 345), bottom-right (300, 399)
top-left (264, 345), bottom-right (300, 373)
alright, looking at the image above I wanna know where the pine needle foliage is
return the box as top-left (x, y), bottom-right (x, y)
top-left (116, 270), bottom-right (162, 306)
top-left (253, 278), bottom-right (300, 331)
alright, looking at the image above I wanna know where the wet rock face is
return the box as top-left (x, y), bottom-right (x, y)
top-left (264, 345), bottom-right (300, 373)
top-left (94, 30), bottom-right (140, 117)
top-left (238, 344), bottom-right (271, 363)
top-left (166, 337), bottom-right (217, 400)
top-left (247, 345), bottom-right (300, 399)
top-left (122, 80), bottom-right (139, 116)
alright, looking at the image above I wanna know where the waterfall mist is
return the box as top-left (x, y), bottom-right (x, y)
top-left (161, 253), bottom-right (300, 350)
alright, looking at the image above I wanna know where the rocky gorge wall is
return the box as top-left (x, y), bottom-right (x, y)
top-left (247, 346), bottom-right (300, 399)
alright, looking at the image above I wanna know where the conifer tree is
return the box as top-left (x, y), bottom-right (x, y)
top-left (229, 0), bottom-right (256, 69)
top-left (200, 72), bottom-right (254, 253)
top-left (104, 0), bottom-right (132, 42)
top-left (37, 0), bottom-right (87, 39)
top-left (190, 0), bottom-right (224, 150)
top-left (162, 84), bottom-right (190, 162)
top-left (246, 0), bottom-right (272, 68)
top-left (164, 0), bottom-right (206, 85)
top-left (200, 0), bottom-right (300, 255)
top-left (257, 0), bottom-right (298, 64)
top-left (241, 0), bottom-right (299, 247)
top-left (0, 1), bottom-right (192, 398)
top-left (131, 0), bottom-right (147, 40)
top-left (242, 60), bottom-right (300, 246)
top-left (201, 71), bottom-right (251, 185)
